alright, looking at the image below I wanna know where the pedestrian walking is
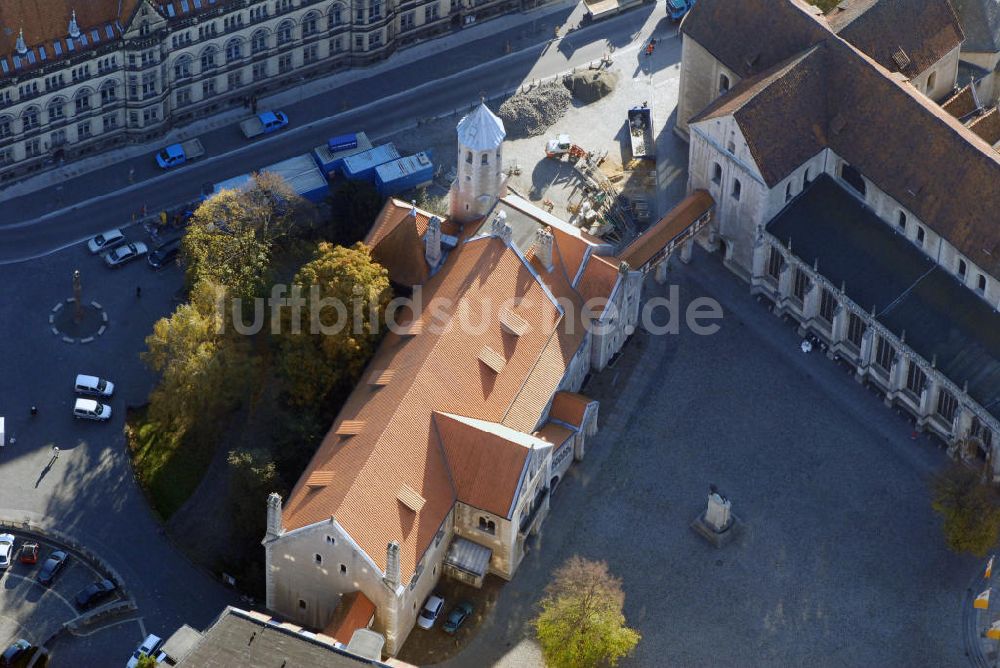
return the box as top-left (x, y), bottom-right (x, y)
top-left (136, 286), bottom-right (142, 299)
top-left (30, 405), bottom-right (37, 416)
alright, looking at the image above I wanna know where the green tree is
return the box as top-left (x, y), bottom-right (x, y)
top-left (136, 654), bottom-right (159, 668)
top-left (184, 172), bottom-right (316, 300)
top-left (228, 448), bottom-right (281, 542)
top-left (533, 556), bottom-right (641, 668)
top-left (324, 179), bottom-right (384, 245)
top-left (142, 280), bottom-right (257, 431)
top-left (278, 242), bottom-right (391, 411)
top-left (932, 462), bottom-right (1000, 557)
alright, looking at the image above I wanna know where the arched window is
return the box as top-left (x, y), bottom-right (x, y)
top-left (174, 55), bottom-right (193, 80)
top-left (719, 73), bottom-right (730, 94)
top-left (302, 11), bottom-right (320, 35)
top-left (465, 151), bottom-right (472, 164)
top-left (22, 106), bottom-right (40, 130)
top-left (74, 87), bottom-right (93, 113)
top-left (99, 80), bottom-right (117, 105)
top-left (329, 3), bottom-right (344, 27)
top-left (48, 97), bottom-right (66, 121)
top-left (0, 115), bottom-right (12, 138)
top-left (958, 259), bottom-right (967, 278)
top-left (897, 211), bottom-right (906, 230)
top-left (481, 153), bottom-right (488, 165)
top-left (785, 182), bottom-right (793, 202)
top-left (277, 20), bottom-right (294, 45)
top-left (252, 30), bottom-right (269, 54)
top-left (803, 167), bottom-right (812, 185)
top-left (200, 46), bottom-right (218, 71)
top-left (978, 274), bottom-right (987, 293)
top-left (927, 71), bottom-right (937, 92)
top-left (478, 517), bottom-right (496, 534)
top-left (225, 39), bottom-right (243, 63)
top-left (915, 226), bottom-right (925, 245)
top-left (731, 178), bottom-right (741, 201)
top-left (711, 162), bottom-right (721, 184)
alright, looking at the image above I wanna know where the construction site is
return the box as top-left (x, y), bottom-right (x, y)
top-left (382, 38), bottom-right (688, 250)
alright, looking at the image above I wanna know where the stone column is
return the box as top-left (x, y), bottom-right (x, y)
top-left (750, 239), bottom-right (768, 288)
top-left (827, 303), bottom-right (848, 358)
top-left (680, 239), bottom-right (693, 264)
top-left (798, 280), bottom-right (822, 337)
top-left (777, 261), bottom-right (793, 307)
top-left (884, 354), bottom-right (905, 407)
top-left (655, 260), bottom-right (668, 285)
top-left (855, 327), bottom-right (874, 383)
top-left (917, 377), bottom-right (936, 431)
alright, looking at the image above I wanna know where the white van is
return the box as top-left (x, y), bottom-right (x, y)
top-left (73, 398), bottom-right (112, 421)
top-left (74, 375), bottom-right (114, 397)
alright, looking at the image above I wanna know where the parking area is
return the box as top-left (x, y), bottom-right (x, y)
top-left (0, 531), bottom-right (126, 655)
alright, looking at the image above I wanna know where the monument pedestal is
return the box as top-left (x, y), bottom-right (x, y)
top-left (690, 511), bottom-right (741, 547)
top-left (691, 489), bottom-right (740, 547)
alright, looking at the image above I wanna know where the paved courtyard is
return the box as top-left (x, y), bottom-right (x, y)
top-left (444, 247), bottom-right (973, 667)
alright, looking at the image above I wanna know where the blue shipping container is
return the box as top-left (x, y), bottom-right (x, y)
top-left (328, 133), bottom-right (358, 152)
top-left (375, 152), bottom-right (435, 197)
top-left (312, 131), bottom-right (373, 177)
top-left (341, 143), bottom-right (401, 183)
top-left (212, 154), bottom-right (328, 203)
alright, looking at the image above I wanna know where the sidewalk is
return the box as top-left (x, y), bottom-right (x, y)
top-left (1, 0), bottom-right (583, 202)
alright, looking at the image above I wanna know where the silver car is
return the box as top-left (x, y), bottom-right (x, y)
top-left (104, 241), bottom-right (148, 268)
top-left (75, 374), bottom-right (115, 397)
top-left (0, 534), bottom-right (14, 570)
top-left (73, 398), bottom-right (112, 421)
top-left (87, 228), bottom-right (125, 254)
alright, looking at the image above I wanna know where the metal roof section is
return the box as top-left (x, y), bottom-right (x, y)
top-left (457, 103), bottom-right (506, 151)
top-left (445, 536), bottom-right (493, 578)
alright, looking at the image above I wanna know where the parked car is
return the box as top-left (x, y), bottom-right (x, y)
top-left (0, 639), bottom-right (32, 667)
top-left (73, 398), bottom-right (112, 421)
top-left (416, 594), bottom-right (445, 629)
top-left (87, 228), bottom-right (125, 254)
top-left (75, 578), bottom-right (117, 610)
top-left (37, 550), bottom-right (67, 586)
top-left (126, 634), bottom-right (165, 668)
top-left (442, 601), bottom-right (474, 634)
top-left (74, 374), bottom-right (115, 397)
top-left (104, 241), bottom-right (148, 268)
top-left (0, 534), bottom-right (13, 570)
top-left (147, 238), bottom-right (182, 270)
top-left (18, 543), bottom-right (38, 565)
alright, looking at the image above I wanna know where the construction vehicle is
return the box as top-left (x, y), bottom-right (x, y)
top-left (545, 135), bottom-right (588, 161)
top-left (627, 105), bottom-right (655, 159)
top-left (668, 0), bottom-right (695, 21)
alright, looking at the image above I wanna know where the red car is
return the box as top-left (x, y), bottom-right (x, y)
top-left (19, 543), bottom-right (38, 565)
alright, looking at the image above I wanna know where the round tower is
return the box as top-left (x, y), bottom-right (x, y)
top-left (451, 102), bottom-right (506, 223)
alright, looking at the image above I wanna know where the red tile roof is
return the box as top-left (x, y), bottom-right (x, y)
top-left (323, 592), bottom-right (376, 644)
top-left (365, 199), bottom-right (462, 287)
top-left (620, 191), bottom-right (715, 269)
top-left (549, 391), bottom-right (596, 428)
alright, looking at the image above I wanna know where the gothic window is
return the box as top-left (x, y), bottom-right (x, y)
top-left (314, 553), bottom-right (322, 564)
top-left (803, 167), bottom-right (812, 186)
top-left (340, 564), bottom-right (347, 574)
top-left (785, 182), bottom-right (792, 202)
top-left (481, 153), bottom-right (488, 165)
top-left (465, 151), bottom-right (472, 164)
top-left (793, 268), bottom-right (809, 303)
top-left (819, 288), bottom-right (836, 324)
top-left (766, 246), bottom-right (783, 280)
top-left (875, 335), bottom-right (894, 372)
top-left (936, 389), bottom-right (957, 423)
top-left (905, 361), bottom-right (926, 396)
top-left (978, 274), bottom-right (987, 293)
top-left (958, 259), bottom-right (967, 278)
top-left (731, 178), bottom-right (741, 201)
top-left (298, 599), bottom-right (307, 609)
top-left (478, 517), bottom-right (496, 534)
top-left (915, 226), bottom-right (925, 246)
top-left (719, 73), bottom-right (730, 94)
top-left (711, 162), bottom-right (721, 184)
top-left (897, 211), bottom-right (906, 230)
top-left (847, 312), bottom-right (865, 348)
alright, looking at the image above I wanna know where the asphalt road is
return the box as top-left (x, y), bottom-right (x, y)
top-left (0, 2), bottom-right (669, 264)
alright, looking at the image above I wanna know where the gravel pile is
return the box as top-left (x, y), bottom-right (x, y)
top-left (564, 70), bottom-right (619, 104)
top-left (497, 82), bottom-right (572, 138)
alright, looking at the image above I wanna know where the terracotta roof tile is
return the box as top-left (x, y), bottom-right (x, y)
top-left (549, 391), bottom-right (596, 428)
top-left (434, 412), bottom-right (542, 517)
top-left (322, 592), bottom-right (376, 644)
top-left (575, 254), bottom-right (621, 305)
top-left (968, 108), bottom-right (1000, 147)
top-left (365, 199), bottom-right (462, 288)
top-left (620, 191), bottom-right (715, 269)
top-left (942, 85), bottom-right (980, 119)
top-left (535, 422), bottom-right (575, 448)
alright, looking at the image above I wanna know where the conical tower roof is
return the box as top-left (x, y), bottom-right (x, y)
top-left (457, 103), bottom-right (506, 151)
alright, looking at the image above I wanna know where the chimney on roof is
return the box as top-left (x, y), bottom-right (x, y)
top-left (491, 210), bottom-right (512, 246)
top-left (425, 215), bottom-right (442, 268)
top-left (264, 492), bottom-right (284, 541)
top-left (384, 541), bottom-right (401, 590)
top-left (15, 29), bottom-right (27, 56)
top-left (534, 226), bottom-right (553, 272)
top-left (410, 200), bottom-right (418, 219)
top-left (69, 10), bottom-right (81, 39)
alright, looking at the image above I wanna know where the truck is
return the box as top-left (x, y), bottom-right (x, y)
top-left (627, 105), bottom-right (655, 159)
top-left (240, 111), bottom-right (289, 139)
top-left (155, 139), bottom-right (205, 169)
top-left (668, 0), bottom-right (695, 21)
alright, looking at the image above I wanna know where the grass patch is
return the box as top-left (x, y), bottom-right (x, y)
top-left (125, 405), bottom-right (217, 521)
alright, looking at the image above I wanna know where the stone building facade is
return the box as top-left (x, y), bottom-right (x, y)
top-left (677, 0), bottom-right (1000, 476)
top-left (0, 0), bottom-right (523, 183)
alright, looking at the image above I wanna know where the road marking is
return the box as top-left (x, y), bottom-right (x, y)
top-left (71, 616), bottom-right (143, 638)
top-left (0, 571), bottom-right (77, 614)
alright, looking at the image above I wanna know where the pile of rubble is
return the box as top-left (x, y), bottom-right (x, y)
top-left (497, 82), bottom-right (572, 138)
top-left (564, 70), bottom-right (619, 104)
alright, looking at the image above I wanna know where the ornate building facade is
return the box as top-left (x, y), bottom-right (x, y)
top-left (0, 0), bottom-right (522, 183)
